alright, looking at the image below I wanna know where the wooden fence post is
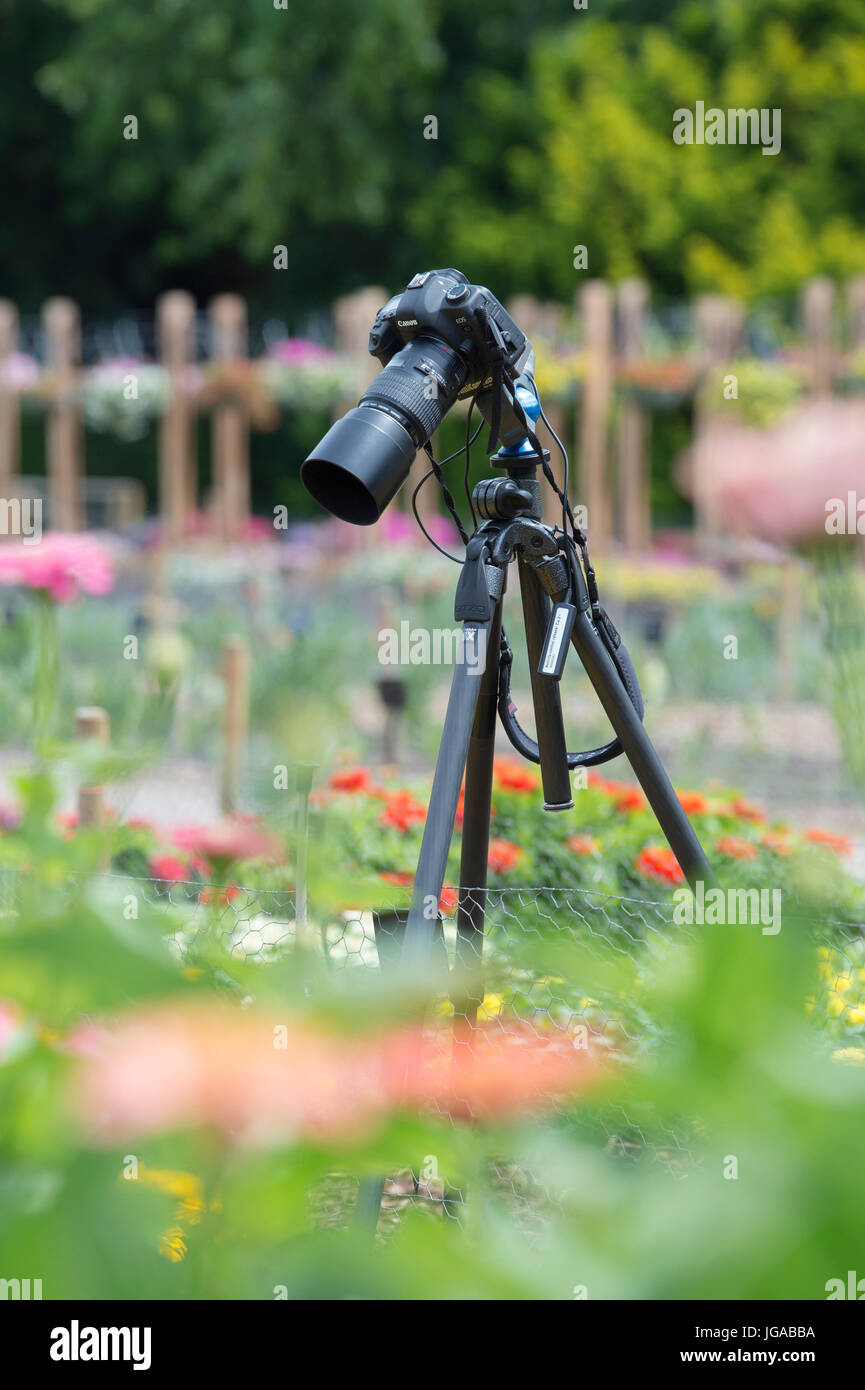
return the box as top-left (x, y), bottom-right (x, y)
top-left (220, 635), bottom-right (250, 814)
top-left (0, 301), bottom-right (20, 514)
top-left (616, 278), bottom-right (651, 552)
top-left (692, 293), bottom-right (744, 551)
top-left (578, 281), bottom-right (613, 549)
top-left (42, 297), bottom-right (83, 532)
top-left (76, 705), bottom-right (110, 825)
top-left (800, 276), bottom-right (836, 395)
top-left (209, 294), bottom-right (249, 543)
top-left (157, 291), bottom-right (197, 545)
top-left (847, 275), bottom-right (865, 351)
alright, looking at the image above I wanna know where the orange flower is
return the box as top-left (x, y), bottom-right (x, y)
top-left (493, 757), bottom-right (540, 793)
top-left (488, 838), bottom-right (523, 874)
top-left (567, 834), bottom-right (599, 857)
top-left (716, 835), bottom-right (758, 860)
top-left (634, 845), bottom-right (684, 884)
top-left (760, 831), bottom-right (791, 856)
top-left (199, 883), bottom-right (242, 907)
top-left (677, 790), bottom-right (709, 815)
top-left (804, 828), bottom-right (851, 855)
top-left (379, 790), bottom-right (427, 832)
top-left (606, 781), bottom-right (646, 812)
top-left (586, 771), bottom-right (609, 792)
top-left (73, 1004), bottom-right (598, 1143)
top-left (438, 884), bottom-right (459, 914)
top-left (729, 797), bottom-right (766, 824)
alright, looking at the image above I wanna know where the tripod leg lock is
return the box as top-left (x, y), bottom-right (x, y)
top-left (454, 537), bottom-right (496, 621)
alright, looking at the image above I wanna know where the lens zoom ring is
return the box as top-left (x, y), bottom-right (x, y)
top-left (363, 364), bottom-right (446, 443)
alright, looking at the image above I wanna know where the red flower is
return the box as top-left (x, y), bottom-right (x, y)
top-left (716, 835), bottom-right (758, 860)
top-left (729, 797), bottom-right (766, 824)
top-left (634, 845), bottom-right (684, 885)
top-left (677, 790), bottom-right (709, 815)
top-left (493, 757), bottom-right (540, 793)
top-left (567, 834), bottom-right (599, 857)
top-left (378, 873), bottom-right (459, 915)
top-left (329, 767), bottom-right (378, 794)
top-left (804, 828), bottom-right (851, 855)
top-left (379, 871), bottom-right (413, 888)
top-left (379, 791), bottom-right (427, 832)
top-left (149, 853), bottom-right (191, 882)
top-left (587, 771), bottom-right (608, 792)
top-left (488, 838), bottom-right (523, 874)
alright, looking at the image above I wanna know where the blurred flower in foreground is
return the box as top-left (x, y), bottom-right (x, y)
top-left (172, 817), bottom-right (283, 872)
top-left (688, 399), bottom-right (865, 544)
top-left (0, 532), bottom-right (115, 602)
top-left (73, 1004), bottom-right (597, 1146)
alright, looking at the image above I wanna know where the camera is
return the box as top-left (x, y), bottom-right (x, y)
top-left (301, 269), bottom-right (533, 524)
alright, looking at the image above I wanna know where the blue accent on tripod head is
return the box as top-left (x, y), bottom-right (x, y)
top-left (498, 380), bottom-right (542, 456)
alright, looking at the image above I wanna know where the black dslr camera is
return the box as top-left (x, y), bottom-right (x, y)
top-left (301, 269), bottom-right (533, 525)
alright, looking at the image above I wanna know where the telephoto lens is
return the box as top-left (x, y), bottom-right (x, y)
top-left (301, 336), bottom-right (467, 525)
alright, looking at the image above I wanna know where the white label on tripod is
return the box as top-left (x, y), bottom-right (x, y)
top-left (539, 603), bottom-right (577, 679)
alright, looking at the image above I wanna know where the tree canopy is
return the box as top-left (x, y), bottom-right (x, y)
top-left (3, 0), bottom-right (863, 312)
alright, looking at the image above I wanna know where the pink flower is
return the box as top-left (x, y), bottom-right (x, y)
top-left (686, 400), bottom-right (865, 545)
top-left (0, 533), bottom-right (115, 603)
top-left (0, 352), bottom-right (40, 392)
top-left (172, 817), bottom-right (283, 866)
top-left (149, 853), bottom-right (192, 883)
top-left (266, 337), bottom-right (338, 366)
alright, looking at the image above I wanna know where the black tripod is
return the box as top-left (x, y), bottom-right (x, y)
top-left (396, 442), bottom-right (712, 1004)
top-left (355, 438), bottom-right (712, 1229)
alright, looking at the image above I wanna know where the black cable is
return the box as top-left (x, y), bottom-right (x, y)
top-left (410, 418), bottom-right (485, 562)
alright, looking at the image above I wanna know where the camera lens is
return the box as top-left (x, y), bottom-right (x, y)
top-left (301, 336), bottom-right (468, 525)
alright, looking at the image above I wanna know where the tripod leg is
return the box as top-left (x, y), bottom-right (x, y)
top-left (571, 607), bottom-right (712, 887)
top-left (400, 621), bottom-right (491, 971)
top-left (518, 556), bottom-right (573, 811)
top-left (453, 603), bottom-right (502, 1027)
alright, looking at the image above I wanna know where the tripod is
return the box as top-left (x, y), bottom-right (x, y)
top-left (354, 435), bottom-right (713, 1229)
top-left (396, 442), bottom-right (712, 1002)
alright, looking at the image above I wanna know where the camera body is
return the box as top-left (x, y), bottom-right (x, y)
top-left (301, 268), bottom-right (532, 525)
top-left (368, 268), bottom-right (528, 399)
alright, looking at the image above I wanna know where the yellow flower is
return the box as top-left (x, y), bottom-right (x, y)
top-left (158, 1227), bottom-right (187, 1263)
top-left (827, 991), bottom-right (845, 1018)
top-left (478, 993), bottom-right (504, 1021)
top-left (832, 1047), bottom-right (865, 1066)
top-left (845, 1005), bottom-right (865, 1027)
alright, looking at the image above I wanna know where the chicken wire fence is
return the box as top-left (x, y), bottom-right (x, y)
top-left (15, 868), bottom-right (853, 1234)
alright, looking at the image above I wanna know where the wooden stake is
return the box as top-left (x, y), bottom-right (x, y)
top-left (0, 301), bottom-right (20, 514)
top-left (209, 294), bottom-right (249, 543)
top-left (220, 635), bottom-right (250, 814)
top-left (616, 279), bottom-right (650, 552)
top-left (42, 298), bottom-right (82, 531)
top-left (157, 291), bottom-right (197, 545)
top-left (76, 705), bottom-right (110, 825)
top-left (800, 276), bottom-right (836, 396)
